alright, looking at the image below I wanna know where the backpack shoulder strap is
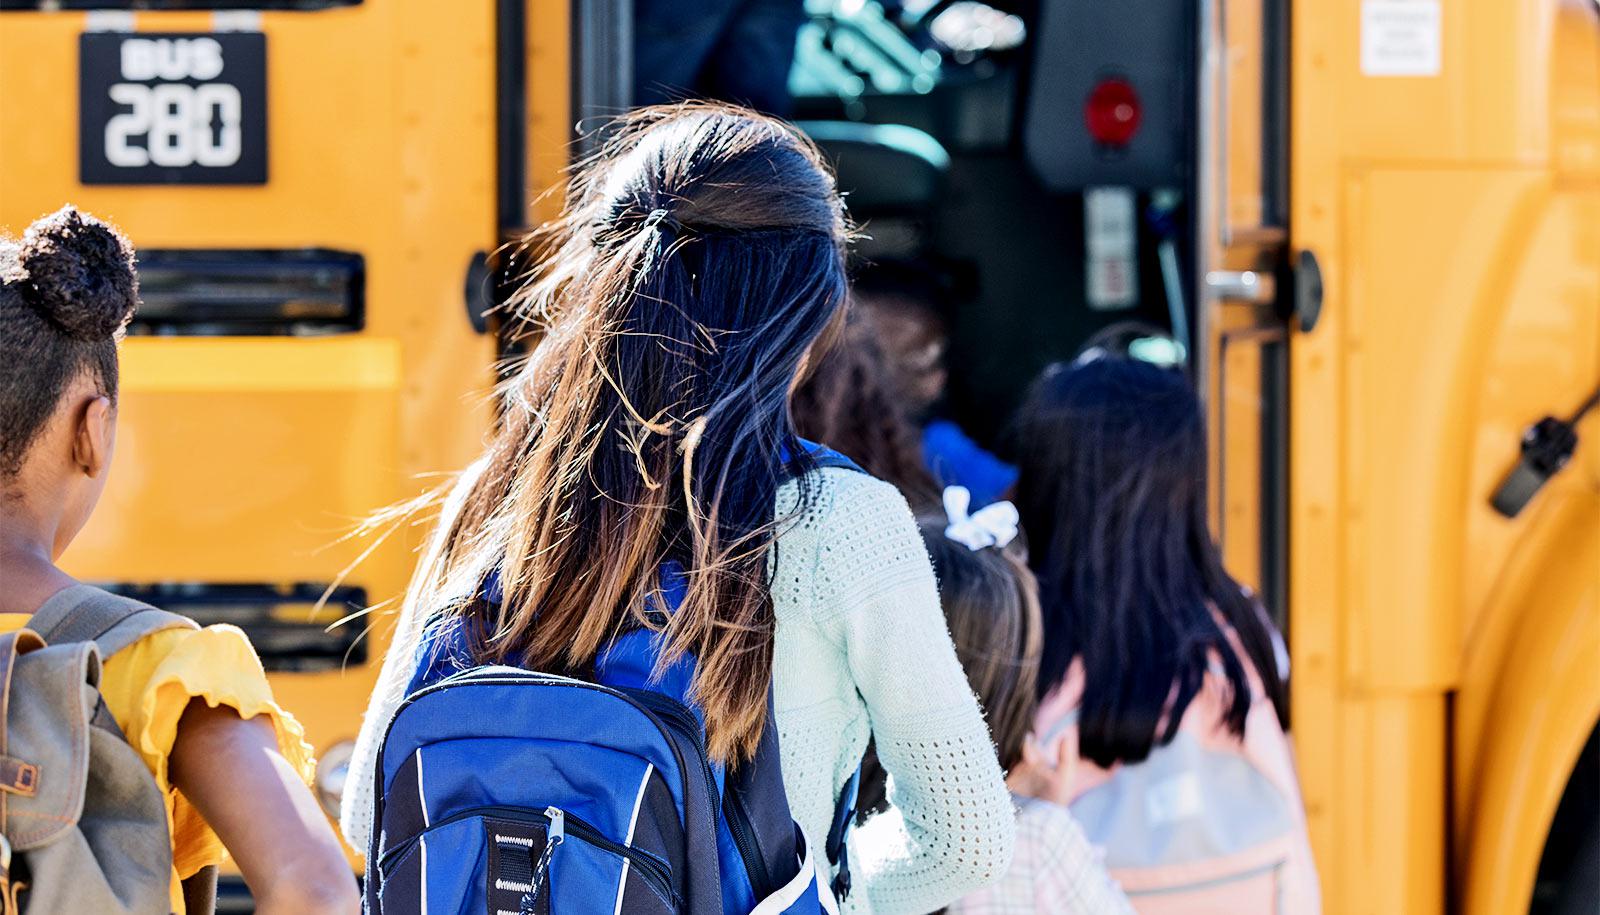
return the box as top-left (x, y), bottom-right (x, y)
top-left (785, 441), bottom-right (868, 477)
top-left (777, 440), bottom-right (869, 896)
top-left (0, 629), bottom-right (46, 840)
top-left (30, 585), bottom-right (197, 659)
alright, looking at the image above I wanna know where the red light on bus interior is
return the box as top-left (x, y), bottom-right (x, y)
top-left (1085, 78), bottom-right (1142, 147)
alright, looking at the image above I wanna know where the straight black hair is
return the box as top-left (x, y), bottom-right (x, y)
top-left (1013, 356), bottom-right (1289, 768)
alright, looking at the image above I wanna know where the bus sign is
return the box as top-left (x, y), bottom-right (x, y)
top-left (79, 31), bottom-right (267, 185)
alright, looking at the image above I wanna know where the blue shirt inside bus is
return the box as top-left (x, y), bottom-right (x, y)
top-left (923, 419), bottom-right (1018, 507)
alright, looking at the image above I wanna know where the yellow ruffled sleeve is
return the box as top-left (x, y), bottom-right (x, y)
top-left (97, 624), bottom-right (317, 905)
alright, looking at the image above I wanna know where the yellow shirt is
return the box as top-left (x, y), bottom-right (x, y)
top-left (0, 613), bottom-right (317, 913)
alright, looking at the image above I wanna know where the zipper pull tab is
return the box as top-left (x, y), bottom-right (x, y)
top-left (520, 808), bottom-right (566, 915)
top-left (544, 806), bottom-right (565, 845)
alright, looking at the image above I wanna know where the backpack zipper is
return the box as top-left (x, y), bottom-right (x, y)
top-left (376, 803), bottom-right (677, 906)
top-left (623, 689), bottom-right (775, 897)
top-left (723, 783), bottom-right (775, 896)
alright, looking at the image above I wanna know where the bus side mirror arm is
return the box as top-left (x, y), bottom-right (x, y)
top-left (1491, 383), bottom-right (1600, 518)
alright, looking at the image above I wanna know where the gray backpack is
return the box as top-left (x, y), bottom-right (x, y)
top-left (0, 585), bottom-right (216, 915)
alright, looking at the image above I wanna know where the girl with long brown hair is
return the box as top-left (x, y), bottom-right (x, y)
top-left (342, 104), bottom-right (1012, 912)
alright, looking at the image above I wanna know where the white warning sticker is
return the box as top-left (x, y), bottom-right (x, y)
top-left (1084, 186), bottom-right (1138, 311)
top-left (1361, 0), bottom-right (1441, 77)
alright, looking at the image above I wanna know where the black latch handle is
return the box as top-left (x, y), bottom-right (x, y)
top-left (1490, 383), bottom-right (1600, 518)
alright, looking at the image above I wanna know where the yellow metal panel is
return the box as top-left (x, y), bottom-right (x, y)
top-left (1456, 486), bottom-right (1600, 915)
top-left (1341, 168), bottom-right (1555, 692)
top-left (71, 337), bottom-right (404, 583)
top-left (1288, 1), bottom-right (1349, 904)
top-left (1215, 309), bottom-right (1269, 592)
top-left (0, 3), bottom-right (528, 869)
top-left (118, 337), bottom-right (402, 392)
top-left (1321, 1), bottom-right (1555, 167)
top-left (1457, 187), bottom-right (1600, 650)
top-left (1223, 0), bottom-right (1267, 235)
top-left (527, 0), bottom-right (574, 225)
top-left (1292, 1), bottom-right (1600, 911)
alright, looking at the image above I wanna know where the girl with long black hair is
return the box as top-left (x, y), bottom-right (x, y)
top-left (1014, 355), bottom-right (1318, 913)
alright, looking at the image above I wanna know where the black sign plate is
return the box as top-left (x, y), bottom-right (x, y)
top-left (79, 31), bottom-right (267, 185)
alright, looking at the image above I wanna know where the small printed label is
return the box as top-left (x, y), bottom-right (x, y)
top-left (212, 11), bottom-right (264, 32)
top-left (84, 11), bottom-right (136, 32)
top-left (1145, 772), bottom-right (1204, 825)
top-left (1084, 186), bottom-right (1138, 310)
top-left (1361, 0), bottom-right (1441, 77)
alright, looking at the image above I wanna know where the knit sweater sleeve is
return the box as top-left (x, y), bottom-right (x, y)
top-left (812, 475), bottom-right (1015, 914)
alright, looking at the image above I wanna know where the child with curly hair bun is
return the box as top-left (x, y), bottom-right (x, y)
top-left (0, 206), bottom-right (358, 914)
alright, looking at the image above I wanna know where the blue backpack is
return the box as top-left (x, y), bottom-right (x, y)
top-left (364, 447), bottom-right (865, 915)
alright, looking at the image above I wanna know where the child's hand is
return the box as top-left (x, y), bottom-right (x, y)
top-left (1005, 730), bottom-right (1079, 806)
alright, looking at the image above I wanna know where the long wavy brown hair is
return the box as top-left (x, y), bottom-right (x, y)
top-left (413, 104), bottom-right (851, 763)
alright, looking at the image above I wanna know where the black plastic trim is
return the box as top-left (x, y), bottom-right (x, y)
top-left (1261, 0), bottom-right (1291, 230)
top-left (495, 0), bottom-right (527, 234)
top-left (128, 248), bottom-right (364, 337)
top-left (101, 582), bottom-right (367, 671)
top-left (570, 0), bottom-right (633, 154)
top-left (377, 804), bottom-right (677, 906)
top-left (624, 689), bottom-right (776, 895)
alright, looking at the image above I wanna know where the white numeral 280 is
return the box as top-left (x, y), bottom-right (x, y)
top-left (104, 82), bottom-right (243, 169)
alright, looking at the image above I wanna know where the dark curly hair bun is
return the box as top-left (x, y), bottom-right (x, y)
top-left (16, 205), bottom-right (138, 342)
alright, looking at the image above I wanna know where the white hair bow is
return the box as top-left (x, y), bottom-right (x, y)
top-left (942, 485), bottom-right (1020, 552)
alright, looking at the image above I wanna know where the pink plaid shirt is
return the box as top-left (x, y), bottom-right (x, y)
top-left (948, 795), bottom-right (1133, 915)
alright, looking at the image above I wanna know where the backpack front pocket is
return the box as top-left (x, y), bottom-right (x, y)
top-left (378, 805), bottom-right (680, 915)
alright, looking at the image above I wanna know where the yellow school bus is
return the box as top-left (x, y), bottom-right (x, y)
top-left (1, 1), bottom-right (1596, 913)
top-left (0, 0), bottom-right (577, 900)
top-left (1275, 3), bottom-right (1599, 913)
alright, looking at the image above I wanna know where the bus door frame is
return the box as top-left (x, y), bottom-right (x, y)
top-left (1195, 0), bottom-right (1294, 634)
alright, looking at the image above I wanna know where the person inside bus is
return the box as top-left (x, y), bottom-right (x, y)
top-left (341, 103), bottom-right (1015, 912)
top-left (1011, 354), bottom-right (1319, 912)
top-left (917, 487), bottom-right (1133, 915)
top-left (852, 263), bottom-right (1018, 508)
top-left (634, 0), bottom-right (807, 116)
top-left (792, 305), bottom-right (941, 510)
top-left (0, 207), bottom-right (358, 915)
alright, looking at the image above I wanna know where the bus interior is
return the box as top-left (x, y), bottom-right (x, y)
top-left (782, 0), bottom-right (1241, 444)
top-left (763, 0), bottom-right (1294, 626)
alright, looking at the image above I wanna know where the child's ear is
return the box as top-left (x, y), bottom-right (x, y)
top-left (72, 396), bottom-right (115, 478)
